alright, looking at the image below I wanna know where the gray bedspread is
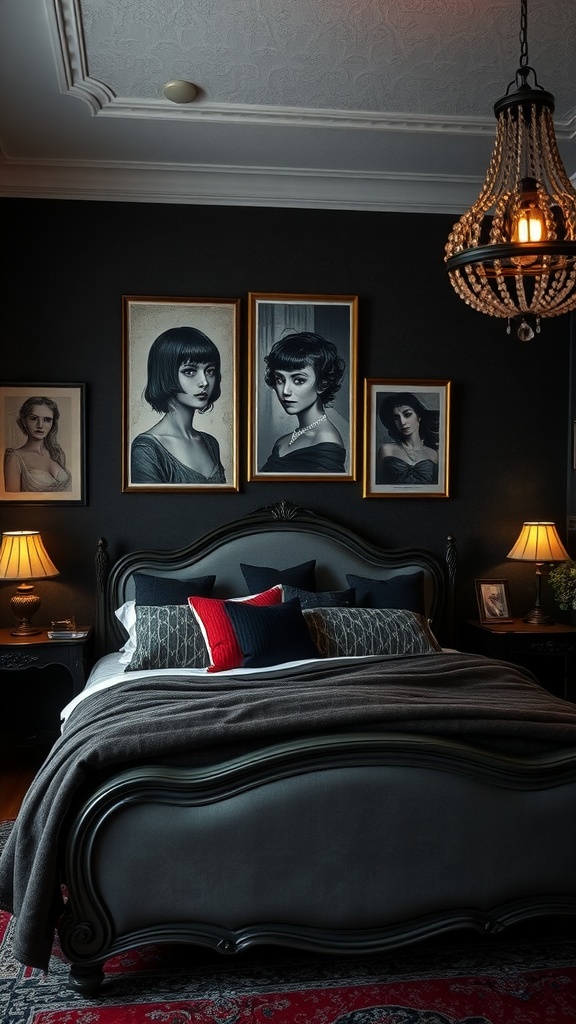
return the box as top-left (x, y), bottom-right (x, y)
top-left (2, 650), bottom-right (576, 970)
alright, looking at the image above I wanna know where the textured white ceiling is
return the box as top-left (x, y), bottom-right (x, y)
top-left (81, 0), bottom-right (575, 116)
top-left (0, 0), bottom-right (574, 212)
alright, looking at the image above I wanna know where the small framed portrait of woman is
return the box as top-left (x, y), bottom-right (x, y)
top-left (475, 579), bottom-right (513, 624)
top-left (0, 383), bottom-right (86, 504)
top-left (364, 379), bottom-right (450, 498)
top-left (123, 296), bottom-right (240, 492)
top-left (248, 293), bottom-right (358, 481)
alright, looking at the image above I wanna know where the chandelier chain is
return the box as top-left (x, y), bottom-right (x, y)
top-left (519, 0), bottom-right (529, 68)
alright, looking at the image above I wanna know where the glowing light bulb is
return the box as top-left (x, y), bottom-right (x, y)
top-left (512, 198), bottom-right (546, 243)
top-left (509, 178), bottom-right (547, 266)
top-left (515, 211), bottom-right (543, 242)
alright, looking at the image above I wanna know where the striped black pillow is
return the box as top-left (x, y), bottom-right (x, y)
top-left (224, 597), bottom-right (319, 668)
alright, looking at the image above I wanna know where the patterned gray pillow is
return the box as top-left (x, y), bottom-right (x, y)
top-left (127, 605), bottom-right (209, 671)
top-left (303, 607), bottom-right (441, 659)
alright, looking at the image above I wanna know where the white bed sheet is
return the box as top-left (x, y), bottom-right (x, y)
top-left (60, 652), bottom-right (363, 727)
top-left (62, 646), bottom-right (457, 728)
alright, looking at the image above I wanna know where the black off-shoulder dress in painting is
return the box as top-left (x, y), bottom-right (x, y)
top-left (260, 442), bottom-right (346, 473)
top-left (377, 456), bottom-right (438, 485)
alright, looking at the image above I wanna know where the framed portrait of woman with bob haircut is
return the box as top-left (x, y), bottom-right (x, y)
top-left (364, 379), bottom-right (451, 498)
top-left (0, 383), bottom-right (86, 505)
top-left (248, 293), bottom-right (358, 482)
top-left (123, 296), bottom-right (240, 493)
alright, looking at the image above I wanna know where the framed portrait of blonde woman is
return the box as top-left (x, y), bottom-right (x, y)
top-left (248, 293), bottom-right (358, 481)
top-left (0, 383), bottom-right (86, 504)
top-left (123, 296), bottom-right (240, 492)
top-left (364, 379), bottom-right (450, 498)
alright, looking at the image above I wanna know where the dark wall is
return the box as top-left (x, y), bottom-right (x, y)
top-left (0, 198), bottom-right (571, 635)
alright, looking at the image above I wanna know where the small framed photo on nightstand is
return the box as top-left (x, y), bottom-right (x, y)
top-left (475, 579), bottom-right (513, 624)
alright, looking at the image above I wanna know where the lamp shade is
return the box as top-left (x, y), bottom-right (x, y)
top-left (0, 531), bottom-right (59, 580)
top-left (507, 522), bottom-right (570, 563)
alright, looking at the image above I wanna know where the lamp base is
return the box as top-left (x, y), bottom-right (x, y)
top-left (10, 624), bottom-right (41, 636)
top-left (10, 584), bottom-right (41, 636)
top-left (523, 607), bottom-right (554, 625)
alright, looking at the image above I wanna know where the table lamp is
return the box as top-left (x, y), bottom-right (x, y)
top-left (507, 522), bottom-right (570, 624)
top-left (0, 530), bottom-right (59, 636)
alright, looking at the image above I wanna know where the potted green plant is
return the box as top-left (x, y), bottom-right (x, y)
top-left (548, 560), bottom-right (576, 619)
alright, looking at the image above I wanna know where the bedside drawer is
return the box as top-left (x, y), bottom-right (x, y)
top-left (504, 635), bottom-right (576, 658)
top-left (463, 619), bottom-right (576, 700)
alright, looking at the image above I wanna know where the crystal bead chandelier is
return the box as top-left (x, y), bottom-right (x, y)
top-left (445, 0), bottom-right (576, 341)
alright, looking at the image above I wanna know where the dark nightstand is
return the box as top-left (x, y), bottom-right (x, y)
top-left (0, 628), bottom-right (92, 748)
top-left (463, 619), bottom-right (576, 700)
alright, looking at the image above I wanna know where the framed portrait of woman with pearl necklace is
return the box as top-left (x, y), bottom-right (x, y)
top-left (247, 293), bottom-right (358, 482)
top-left (363, 379), bottom-right (451, 498)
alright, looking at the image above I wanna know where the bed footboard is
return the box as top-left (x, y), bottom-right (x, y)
top-left (58, 733), bottom-right (576, 994)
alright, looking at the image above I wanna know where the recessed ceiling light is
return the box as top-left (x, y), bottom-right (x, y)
top-left (163, 80), bottom-right (199, 104)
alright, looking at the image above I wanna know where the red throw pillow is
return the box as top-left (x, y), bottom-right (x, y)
top-left (188, 585), bottom-right (283, 672)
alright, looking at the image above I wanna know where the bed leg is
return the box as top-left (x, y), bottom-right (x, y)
top-left (68, 962), bottom-right (105, 996)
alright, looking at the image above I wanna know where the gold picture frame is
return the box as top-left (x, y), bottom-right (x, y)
top-left (248, 292), bottom-right (358, 481)
top-left (363, 379), bottom-right (451, 498)
top-left (122, 296), bottom-right (240, 492)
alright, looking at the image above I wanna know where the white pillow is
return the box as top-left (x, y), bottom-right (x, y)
top-left (115, 600), bottom-right (136, 664)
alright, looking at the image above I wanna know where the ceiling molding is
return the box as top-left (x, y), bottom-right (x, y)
top-left (1, 1), bottom-right (570, 212)
top-left (102, 99), bottom-right (576, 142)
top-left (0, 157), bottom-right (482, 214)
top-left (47, 0), bottom-right (114, 112)
top-left (99, 99), bottom-right (501, 138)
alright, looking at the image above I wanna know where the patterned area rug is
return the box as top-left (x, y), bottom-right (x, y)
top-left (2, 915), bottom-right (575, 1022)
top-left (1, 819), bottom-right (576, 1022)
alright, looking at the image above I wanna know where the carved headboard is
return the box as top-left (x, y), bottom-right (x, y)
top-left (94, 501), bottom-right (456, 660)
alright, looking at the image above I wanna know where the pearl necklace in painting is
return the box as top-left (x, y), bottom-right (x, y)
top-left (289, 414), bottom-right (327, 446)
top-left (400, 441), bottom-right (423, 462)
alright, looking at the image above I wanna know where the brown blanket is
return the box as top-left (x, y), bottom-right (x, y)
top-left (2, 651), bottom-right (576, 970)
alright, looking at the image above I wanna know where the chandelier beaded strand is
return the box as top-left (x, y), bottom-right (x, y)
top-left (444, 0), bottom-right (576, 340)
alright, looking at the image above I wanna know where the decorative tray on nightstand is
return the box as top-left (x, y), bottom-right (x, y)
top-left (47, 631), bottom-right (90, 640)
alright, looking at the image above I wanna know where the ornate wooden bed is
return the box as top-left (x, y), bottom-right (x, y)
top-left (2, 501), bottom-right (576, 997)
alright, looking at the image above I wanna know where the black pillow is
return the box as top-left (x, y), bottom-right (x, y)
top-left (133, 572), bottom-right (216, 606)
top-left (282, 585), bottom-right (356, 609)
top-left (224, 597), bottom-right (319, 668)
top-left (345, 571), bottom-right (425, 614)
top-left (240, 559), bottom-right (316, 594)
